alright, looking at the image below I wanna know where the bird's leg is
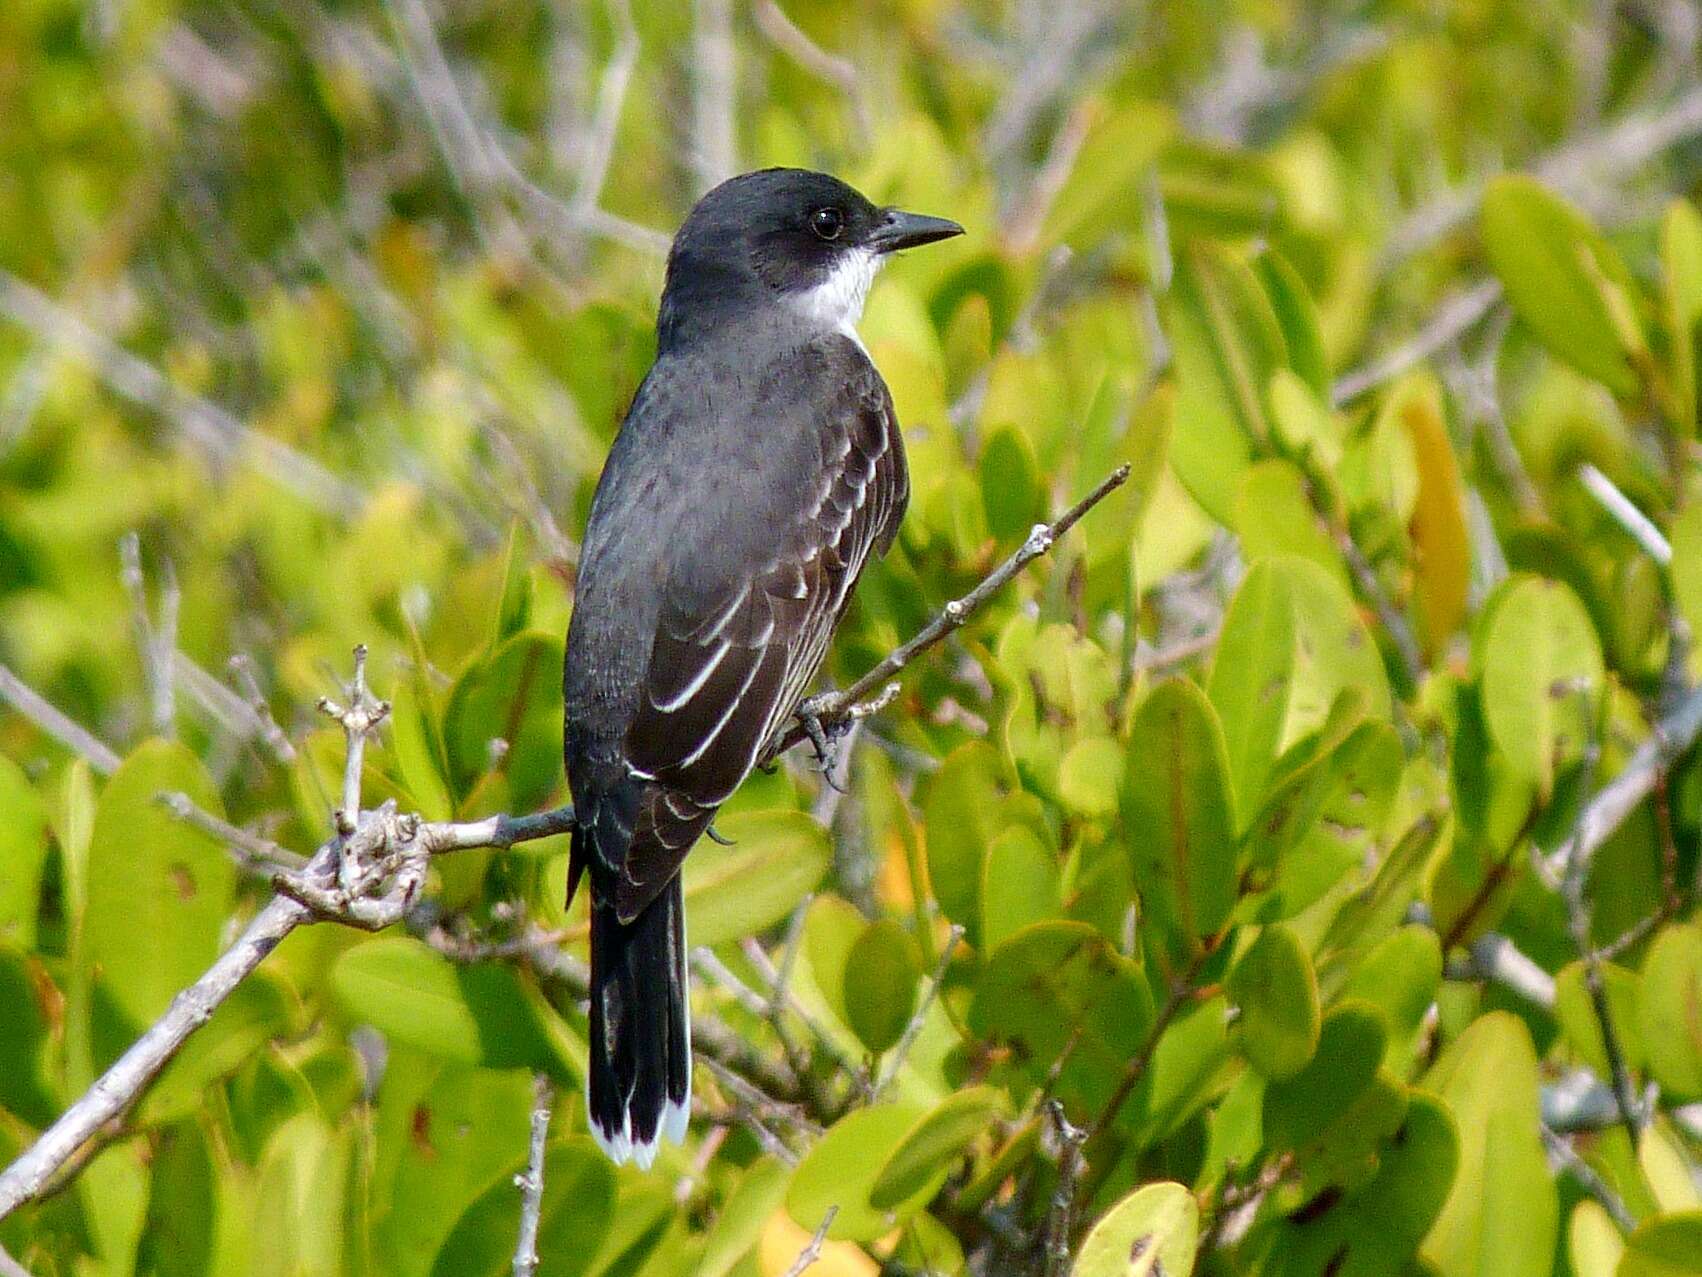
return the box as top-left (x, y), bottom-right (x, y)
top-left (794, 694), bottom-right (851, 792)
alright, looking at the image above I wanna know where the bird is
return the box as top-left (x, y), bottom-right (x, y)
top-left (562, 168), bottom-right (963, 1166)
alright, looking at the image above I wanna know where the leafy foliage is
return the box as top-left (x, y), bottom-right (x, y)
top-left (1, 2), bottom-right (1701, 1276)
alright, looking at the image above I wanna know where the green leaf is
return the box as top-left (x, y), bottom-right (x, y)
top-left (1233, 459), bottom-right (1348, 590)
top-left (870, 1086), bottom-right (1006, 1210)
top-left (431, 1137), bottom-right (614, 1277)
top-left (1123, 678), bottom-right (1237, 943)
top-left (1255, 251), bottom-right (1330, 401)
top-left (1661, 200), bottom-right (1702, 432)
top-left (842, 919), bottom-right (921, 1055)
top-left (1338, 925), bottom-right (1442, 1068)
top-left (330, 937), bottom-right (567, 1075)
top-left (379, 1066), bottom-right (535, 1277)
top-left (1476, 574), bottom-right (1603, 792)
top-left (1640, 924), bottom-right (1702, 1099)
top-left (0, 946), bottom-right (56, 1127)
top-left (1672, 505), bottom-right (1702, 649)
top-left (969, 921), bottom-right (1154, 1110)
top-left (697, 1157), bottom-right (791, 1277)
top-left (1072, 1181), bottom-right (1199, 1277)
top-left (1057, 735), bottom-right (1123, 819)
top-left (1166, 241), bottom-right (1286, 521)
top-left (802, 894), bottom-right (868, 1031)
top-left (1619, 1211), bottom-right (1702, 1277)
top-left (1207, 556), bottom-right (1390, 819)
top-left (391, 676), bottom-right (454, 823)
top-left (980, 425), bottom-right (1043, 543)
top-left (1641, 1124), bottom-right (1702, 1214)
top-left (1570, 1200), bottom-right (1627, 1277)
top-left (1481, 175), bottom-right (1641, 395)
top-left (980, 825), bottom-right (1060, 952)
top-left (252, 1113), bottom-right (350, 1277)
top-left (680, 809), bottom-right (831, 947)
top-left (0, 755), bottom-right (48, 949)
top-left (1262, 1004), bottom-right (1385, 1152)
top-left (86, 740), bottom-right (237, 1031)
top-left (1228, 924), bottom-right (1320, 1079)
top-left (1039, 102), bottom-right (1175, 247)
top-left (444, 630), bottom-right (564, 813)
top-left (786, 1103), bottom-right (936, 1241)
top-left (1421, 1011), bottom-right (1558, 1277)
top-left (924, 742), bottom-right (1007, 944)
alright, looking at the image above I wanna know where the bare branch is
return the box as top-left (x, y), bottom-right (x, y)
top-left (120, 534), bottom-right (179, 740)
top-left (1042, 1100), bottom-right (1087, 1277)
top-left (1331, 280), bottom-right (1503, 406)
top-left (873, 924), bottom-right (962, 1100)
top-left (0, 270), bottom-right (361, 515)
top-left (512, 1075), bottom-right (553, 1277)
top-left (1384, 84), bottom-right (1702, 266)
top-left (227, 654), bottom-right (298, 764)
top-left (1546, 683), bottom-right (1702, 880)
top-left (752, 1), bottom-right (870, 143)
top-left (158, 791), bottom-right (307, 874)
top-left (1444, 931), bottom-right (1557, 1008)
top-left (780, 1207), bottom-right (838, 1277)
top-left (689, 0), bottom-right (738, 193)
top-left (762, 464), bottom-right (1130, 764)
top-left (0, 663), bottom-right (122, 775)
top-left (1577, 463), bottom-right (1673, 565)
top-left (1540, 1123), bottom-right (1636, 1232)
top-left (0, 871), bottom-right (318, 1221)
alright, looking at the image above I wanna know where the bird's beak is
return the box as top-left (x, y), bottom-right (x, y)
top-left (869, 208), bottom-right (965, 254)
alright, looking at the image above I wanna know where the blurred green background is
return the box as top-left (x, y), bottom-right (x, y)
top-left (1, 1), bottom-right (1702, 1274)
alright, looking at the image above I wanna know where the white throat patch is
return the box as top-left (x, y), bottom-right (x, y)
top-left (788, 248), bottom-right (881, 346)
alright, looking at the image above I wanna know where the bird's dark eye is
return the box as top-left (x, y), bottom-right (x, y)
top-left (809, 207), bottom-right (845, 241)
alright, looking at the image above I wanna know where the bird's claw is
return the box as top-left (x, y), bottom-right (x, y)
top-left (705, 823), bottom-right (736, 846)
top-left (796, 698), bottom-right (849, 792)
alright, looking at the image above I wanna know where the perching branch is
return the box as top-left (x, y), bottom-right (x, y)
top-left (761, 464), bottom-right (1131, 764)
top-left (511, 1075), bottom-right (554, 1277)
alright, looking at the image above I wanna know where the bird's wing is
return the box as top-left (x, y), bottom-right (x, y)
top-left (606, 342), bottom-right (907, 922)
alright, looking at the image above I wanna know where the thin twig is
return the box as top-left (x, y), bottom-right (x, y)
top-left (228, 654), bottom-right (298, 763)
top-left (780, 1206), bottom-right (838, 1277)
top-left (689, 0), bottom-right (738, 193)
top-left (1559, 692), bottom-right (1645, 1143)
top-left (512, 1074), bottom-right (553, 1277)
top-left (0, 664), bottom-right (122, 774)
top-left (752, 1), bottom-right (870, 143)
top-left (1331, 280), bottom-right (1503, 406)
top-left (1578, 463), bottom-right (1673, 565)
top-left (1546, 683), bottom-right (1702, 879)
top-left (1042, 1101), bottom-right (1087, 1277)
top-left (1541, 1123), bottom-right (1636, 1232)
top-left (158, 792), bottom-right (307, 874)
top-left (120, 534), bottom-right (179, 739)
top-left (762, 465), bottom-right (1130, 763)
top-left (873, 925), bottom-right (962, 1100)
top-left (1444, 931), bottom-right (1557, 1009)
top-left (0, 270), bottom-right (359, 515)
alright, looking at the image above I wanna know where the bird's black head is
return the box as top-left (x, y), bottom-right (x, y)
top-left (658, 168), bottom-right (963, 351)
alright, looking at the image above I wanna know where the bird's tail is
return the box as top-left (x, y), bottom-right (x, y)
top-left (586, 873), bottom-right (691, 1167)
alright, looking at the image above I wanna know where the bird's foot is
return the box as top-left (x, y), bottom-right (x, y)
top-left (795, 695), bottom-right (851, 792)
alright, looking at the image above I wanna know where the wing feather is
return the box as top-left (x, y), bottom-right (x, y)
top-left (587, 338), bottom-right (908, 923)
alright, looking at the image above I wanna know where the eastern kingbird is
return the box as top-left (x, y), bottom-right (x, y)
top-left (563, 169), bottom-right (963, 1166)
